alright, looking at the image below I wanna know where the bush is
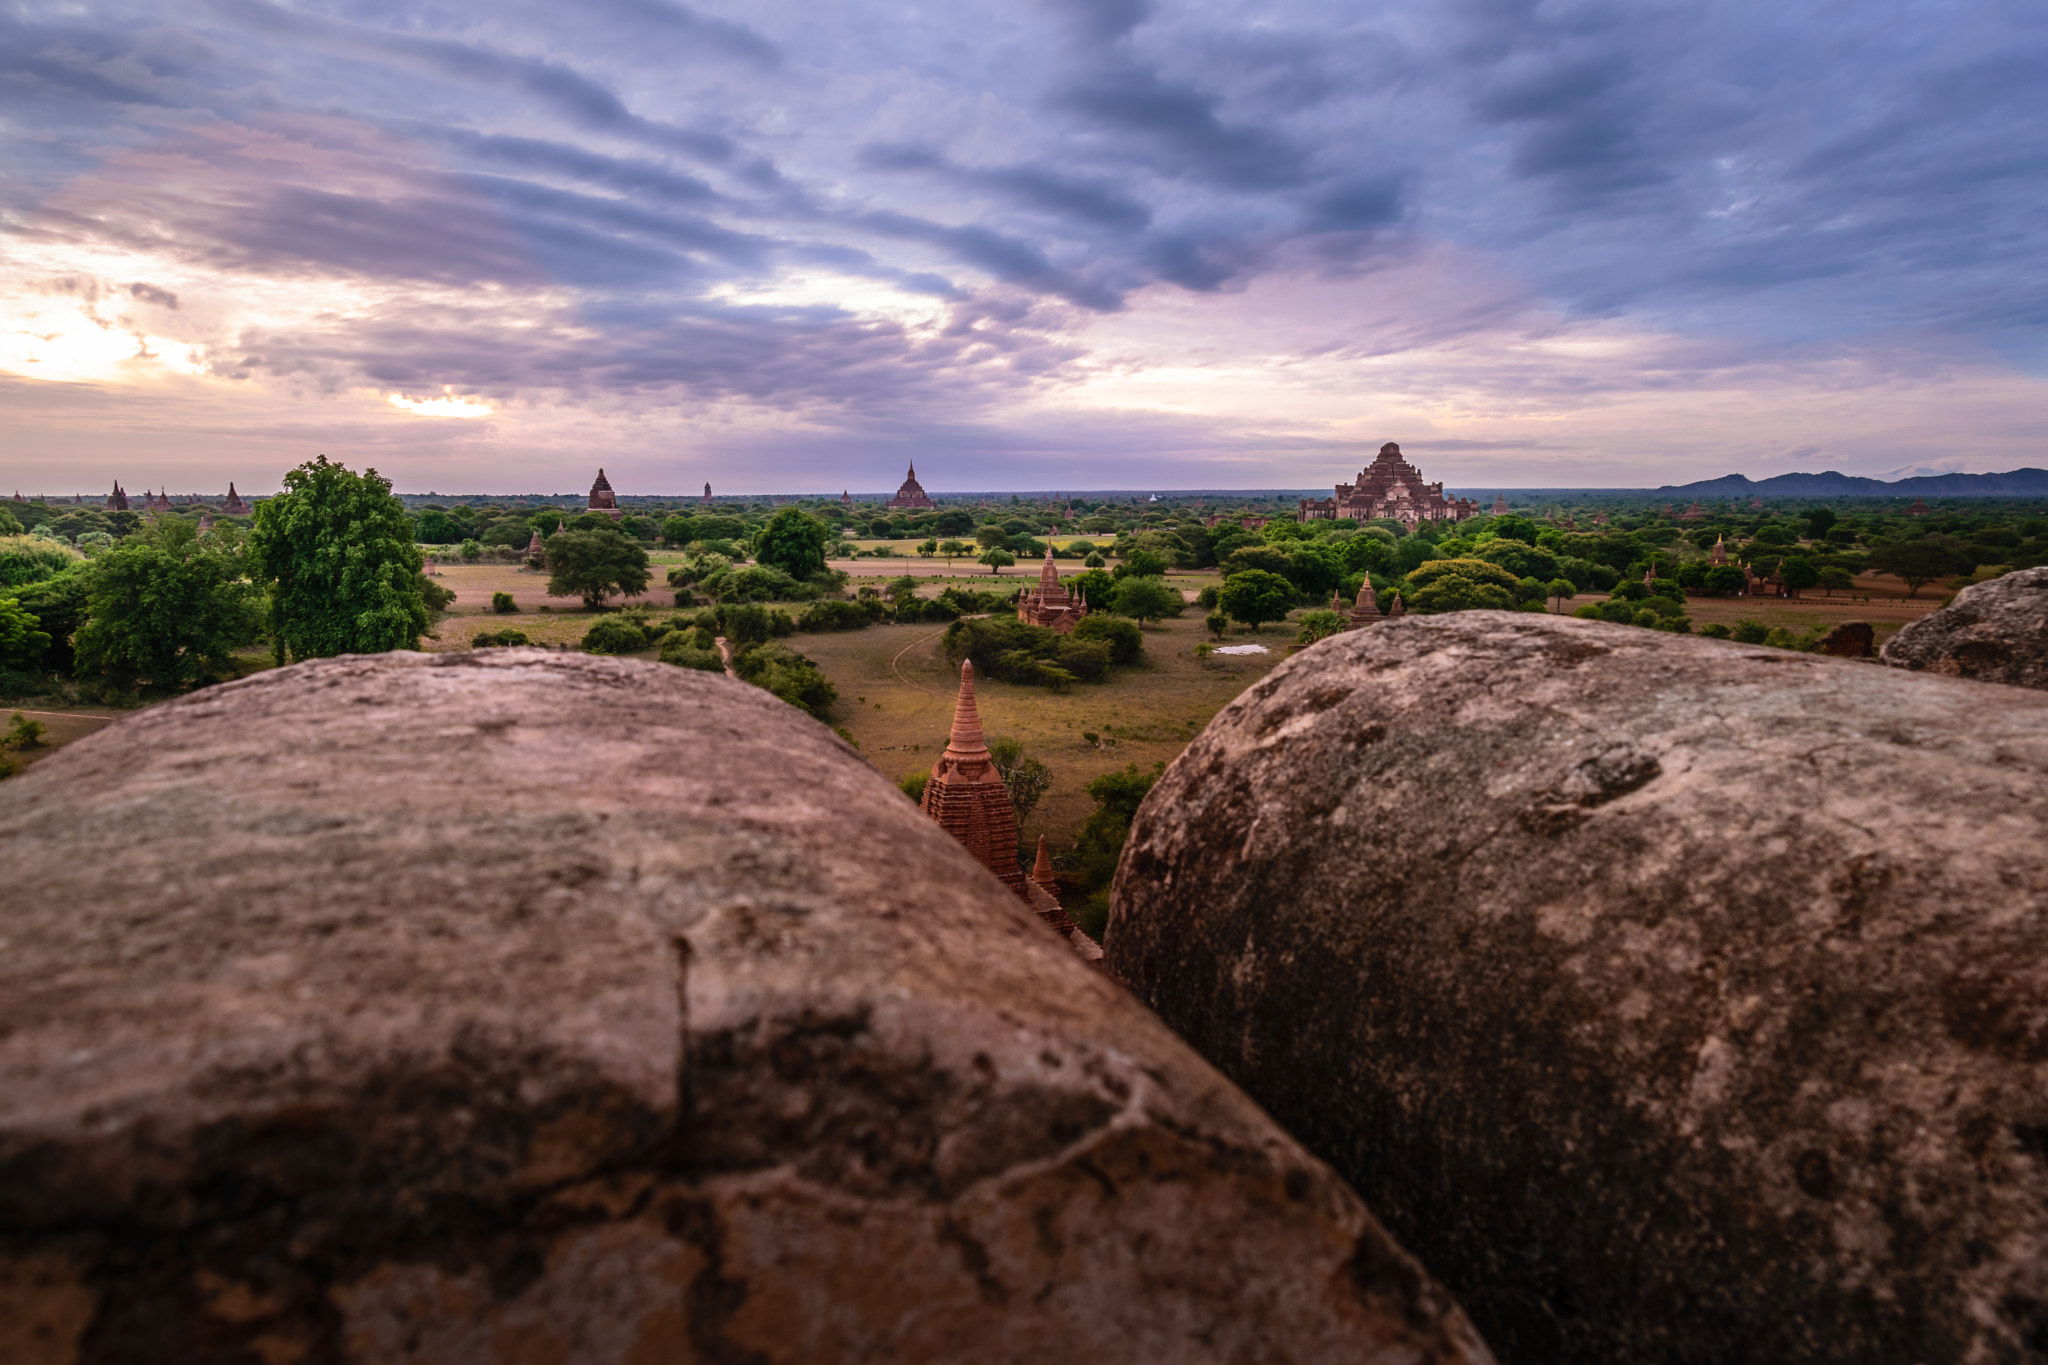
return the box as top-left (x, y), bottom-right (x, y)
top-left (1071, 613), bottom-right (1143, 664)
top-left (1729, 619), bottom-right (1770, 644)
top-left (1218, 569), bottom-right (1296, 631)
top-left (797, 599), bottom-right (875, 631)
top-left (731, 641), bottom-right (836, 715)
top-left (1296, 609), bottom-right (1346, 644)
top-left (0, 535), bottom-right (84, 590)
top-left (491, 591), bottom-right (518, 614)
top-left (943, 617), bottom-right (1126, 689)
top-left (4, 712), bottom-right (48, 750)
top-left (1698, 622), bottom-right (1733, 639)
top-left (1195, 584), bottom-right (1220, 609)
top-left (580, 617), bottom-right (648, 654)
top-left (1083, 551), bottom-right (1106, 569)
top-left (472, 628), bottom-right (531, 648)
top-left (1109, 575), bottom-right (1184, 622)
top-left (898, 771), bottom-right (928, 803)
top-left (658, 633), bottom-right (725, 672)
top-left (1206, 610), bottom-right (1230, 638)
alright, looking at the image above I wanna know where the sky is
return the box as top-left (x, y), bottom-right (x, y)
top-left (2, 0), bottom-right (2044, 495)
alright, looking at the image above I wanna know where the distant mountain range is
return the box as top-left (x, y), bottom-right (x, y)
top-left (1650, 468), bottom-right (2048, 498)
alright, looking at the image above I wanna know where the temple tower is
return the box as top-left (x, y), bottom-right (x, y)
top-left (921, 661), bottom-right (1028, 897)
top-left (886, 461), bottom-right (936, 510)
top-left (1016, 544), bottom-right (1086, 633)
top-left (587, 469), bottom-right (621, 516)
top-left (222, 483), bottom-right (247, 514)
top-left (1347, 579), bottom-right (1383, 629)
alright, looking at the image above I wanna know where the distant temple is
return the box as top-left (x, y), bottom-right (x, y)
top-left (106, 481), bottom-right (129, 511)
top-left (1681, 501), bottom-right (1706, 520)
top-left (885, 462), bottom-right (936, 511)
top-left (527, 528), bottom-right (545, 557)
top-left (1907, 497), bottom-right (1931, 516)
top-left (1016, 545), bottom-right (1087, 633)
top-left (1710, 535), bottom-right (1729, 566)
top-left (222, 483), bottom-right (248, 514)
top-left (1347, 579), bottom-right (1383, 629)
top-left (702, 482), bottom-right (713, 506)
top-left (147, 488), bottom-right (172, 514)
top-left (587, 468), bottom-right (621, 516)
top-left (922, 662), bottom-right (1100, 962)
top-left (841, 490), bottom-right (852, 505)
top-left (1297, 443), bottom-right (1478, 527)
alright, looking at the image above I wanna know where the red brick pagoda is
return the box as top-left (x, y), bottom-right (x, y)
top-left (1016, 545), bottom-right (1086, 633)
top-left (587, 468), bottom-right (620, 516)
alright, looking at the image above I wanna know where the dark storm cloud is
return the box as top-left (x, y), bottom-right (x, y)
top-left (1, 0), bottom-right (2043, 477)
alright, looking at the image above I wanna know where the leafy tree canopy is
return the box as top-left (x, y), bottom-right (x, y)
top-left (75, 517), bottom-right (263, 688)
top-left (0, 596), bottom-right (51, 670)
top-left (413, 508), bottom-right (467, 544)
top-left (754, 508), bottom-right (831, 580)
top-left (0, 534), bottom-right (83, 590)
top-left (1109, 575), bottom-right (1184, 623)
top-left (1218, 569), bottom-right (1295, 631)
top-left (547, 526), bottom-right (653, 609)
top-left (251, 456), bottom-right (428, 661)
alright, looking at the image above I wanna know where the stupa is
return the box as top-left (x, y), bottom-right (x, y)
top-left (221, 483), bottom-right (248, 514)
top-left (1015, 545), bottom-right (1086, 633)
top-left (1347, 579), bottom-right (1383, 629)
top-left (105, 481), bottom-right (129, 511)
top-left (921, 662), bottom-right (1029, 899)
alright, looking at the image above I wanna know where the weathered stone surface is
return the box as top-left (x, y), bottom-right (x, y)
top-left (1813, 619), bottom-right (1874, 658)
top-left (1106, 613), bottom-right (2048, 1365)
top-left (1883, 566), bottom-right (2048, 687)
top-left (0, 650), bottom-right (1490, 1365)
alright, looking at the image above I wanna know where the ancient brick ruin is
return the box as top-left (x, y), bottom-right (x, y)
top-left (885, 460), bottom-right (937, 510)
top-left (1297, 442), bottom-right (1479, 527)
top-left (587, 467), bottom-right (621, 516)
top-left (1016, 544), bottom-right (1087, 633)
top-left (221, 482), bottom-right (248, 514)
top-left (921, 660), bottom-right (1101, 960)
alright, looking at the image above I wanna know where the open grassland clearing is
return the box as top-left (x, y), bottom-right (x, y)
top-left (797, 611), bottom-right (1282, 850)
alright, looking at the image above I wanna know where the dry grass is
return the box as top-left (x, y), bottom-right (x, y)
top-left (797, 610), bottom-right (1280, 849)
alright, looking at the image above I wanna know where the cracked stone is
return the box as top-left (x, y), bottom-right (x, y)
top-left (0, 649), bottom-right (1492, 1365)
top-left (1106, 612), bottom-right (2048, 1365)
top-left (1882, 565), bottom-right (2048, 689)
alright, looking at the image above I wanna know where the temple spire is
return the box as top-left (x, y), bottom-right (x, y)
top-left (948, 659), bottom-right (988, 755)
top-left (1032, 835), bottom-right (1055, 887)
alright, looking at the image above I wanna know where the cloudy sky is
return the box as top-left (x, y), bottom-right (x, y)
top-left (2, 0), bottom-right (2043, 494)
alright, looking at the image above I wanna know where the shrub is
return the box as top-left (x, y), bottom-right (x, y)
top-left (1699, 622), bottom-right (1733, 639)
top-left (5, 712), bottom-right (48, 749)
top-left (0, 535), bottom-right (84, 590)
top-left (1071, 613), bottom-right (1143, 664)
top-left (1083, 551), bottom-right (1106, 568)
top-left (943, 617), bottom-right (1124, 689)
top-left (580, 617), bottom-right (648, 654)
top-left (1195, 584), bottom-right (1220, 609)
top-left (1730, 619), bottom-right (1770, 644)
top-left (898, 772), bottom-right (928, 803)
top-left (1109, 575), bottom-right (1184, 622)
top-left (731, 641), bottom-right (836, 715)
top-left (1218, 569), bottom-right (1295, 631)
top-left (659, 635), bottom-right (724, 672)
top-left (472, 628), bottom-right (531, 648)
top-left (1296, 609), bottom-right (1346, 644)
top-left (1205, 610), bottom-right (1229, 638)
top-left (0, 597), bottom-right (52, 671)
top-left (797, 599), bottom-right (877, 632)
top-left (491, 591), bottom-right (518, 614)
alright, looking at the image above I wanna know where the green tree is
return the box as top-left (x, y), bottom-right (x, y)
top-left (413, 508), bottom-right (467, 544)
top-left (660, 513), bottom-right (697, 544)
top-left (75, 518), bottom-right (263, 687)
top-left (988, 736), bottom-right (1053, 825)
top-left (0, 596), bottom-right (52, 670)
top-left (0, 535), bottom-right (83, 590)
top-left (1867, 539), bottom-right (1964, 597)
top-left (938, 539), bottom-right (966, 564)
top-left (974, 524), bottom-right (1012, 552)
top-left (1117, 548), bottom-right (1170, 579)
top-left (1705, 564), bottom-right (1749, 595)
top-left (1804, 507), bottom-right (1838, 540)
top-left (978, 548), bottom-right (1016, 575)
top-left (918, 538), bottom-right (938, 560)
top-left (458, 538), bottom-right (483, 563)
top-left (1780, 556), bottom-right (1820, 596)
top-left (1296, 609), bottom-right (1345, 644)
top-left (547, 526), bottom-right (653, 608)
top-left (251, 456), bottom-right (428, 661)
top-left (1547, 578), bottom-right (1577, 611)
top-left (1818, 566), bottom-right (1855, 596)
top-left (1219, 569), bottom-right (1295, 632)
top-left (754, 508), bottom-right (831, 579)
top-left (1109, 575), bottom-right (1183, 623)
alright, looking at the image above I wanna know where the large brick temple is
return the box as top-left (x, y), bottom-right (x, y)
top-left (587, 468), bottom-right (621, 516)
top-left (885, 461), bottom-right (936, 510)
top-left (1297, 442), bottom-right (1478, 527)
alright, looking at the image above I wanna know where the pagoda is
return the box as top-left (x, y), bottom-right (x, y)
top-left (702, 482), bottom-right (713, 506)
top-left (221, 483), bottom-right (248, 514)
top-left (1297, 443), bottom-right (1478, 528)
top-left (1016, 545), bottom-right (1086, 633)
top-left (106, 481), bottom-right (129, 511)
top-left (1346, 579), bottom-right (1383, 629)
top-left (885, 461), bottom-right (936, 510)
top-left (587, 468), bottom-right (621, 516)
top-left (921, 662), bottom-right (1101, 961)
top-left (1491, 493), bottom-right (1510, 515)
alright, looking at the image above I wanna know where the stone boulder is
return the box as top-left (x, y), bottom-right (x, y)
top-left (1106, 613), bottom-right (2048, 1364)
top-left (1883, 565), bottom-right (2048, 687)
top-left (0, 650), bottom-right (1491, 1365)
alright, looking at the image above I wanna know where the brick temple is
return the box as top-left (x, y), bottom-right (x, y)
top-left (1016, 545), bottom-right (1087, 633)
top-left (587, 469), bottom-right (621, 516)
top-left (922, 661), bottom-right (1101, 961)
top-left (1297, 442), bottom-right (1479, 528)
top-left (885, 462), bottom-right (936, 510)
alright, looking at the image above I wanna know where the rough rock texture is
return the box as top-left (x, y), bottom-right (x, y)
top-left (1813, 620), bottom-right (1874, 658)
top-left (0, 650), bottom-right (1491, 1365)
top-left (1883, 566), bottom-right (2048, 687)
top-left (1106, 613), bottom-right (2048, 1365)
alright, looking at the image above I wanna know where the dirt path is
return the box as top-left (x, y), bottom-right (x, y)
top-left (890, 627), bottom-right (952, 694)
top-left (714, 636), bottom-right (738, 679)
